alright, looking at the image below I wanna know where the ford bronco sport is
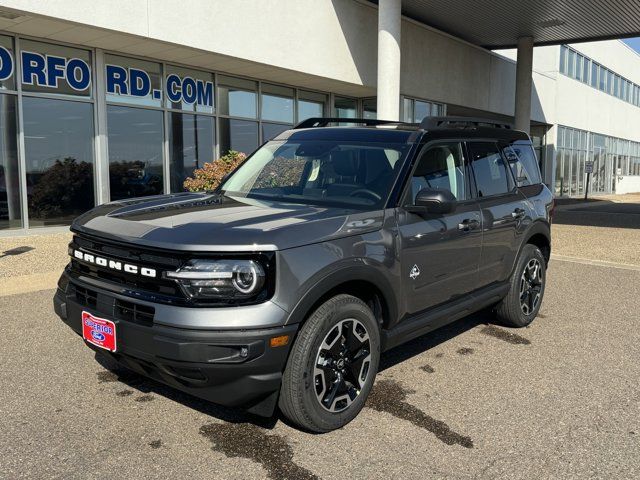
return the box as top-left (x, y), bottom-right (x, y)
top-left (54, 116), bottom-right (553, 432)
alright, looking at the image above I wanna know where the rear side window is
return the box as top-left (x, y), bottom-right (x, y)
top-left (468, 142), bottom-right (511, 197)
top-left (503, 143), bottom-right (542, 186)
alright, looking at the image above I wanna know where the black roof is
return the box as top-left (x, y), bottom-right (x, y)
top-left (275, 117), bottom-right (530, 143)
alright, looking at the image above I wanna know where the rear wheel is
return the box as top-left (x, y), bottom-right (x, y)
top-left (494, 244), bottom-right (546, 328)
top-left (279, 294), bottom-right (380, 432)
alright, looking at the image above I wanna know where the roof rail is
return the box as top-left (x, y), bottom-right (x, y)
top-left (419, 116), bottom-right (513, 130)
top-left (293, 117), bottom-right (407, 129)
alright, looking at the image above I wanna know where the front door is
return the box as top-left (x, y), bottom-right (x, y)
top-left (397, 141), bottom-right (482, 315)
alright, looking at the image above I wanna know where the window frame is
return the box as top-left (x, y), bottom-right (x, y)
top-left (399, 140), bottom-right (473, 208)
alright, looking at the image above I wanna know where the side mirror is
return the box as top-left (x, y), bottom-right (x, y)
top-left (407, 188), bottom-right (457, 214)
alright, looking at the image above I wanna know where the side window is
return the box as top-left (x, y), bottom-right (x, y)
top-left (468, 142), bottom-right (511, 197)
top-left (503, 143), bottom-right (542, 187)
top-left (411, 143), bottom-right (466, 202)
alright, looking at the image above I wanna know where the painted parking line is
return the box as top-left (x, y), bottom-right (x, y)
top-left (551, 254), bottom-right (640, 272)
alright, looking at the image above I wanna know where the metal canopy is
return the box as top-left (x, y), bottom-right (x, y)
top-left (370, 0), bottom-right (640, 49)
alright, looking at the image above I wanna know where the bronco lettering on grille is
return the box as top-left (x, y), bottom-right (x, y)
top-left (72, 249), bottom-right (157, 278)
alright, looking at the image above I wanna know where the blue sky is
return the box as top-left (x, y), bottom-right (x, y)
top-left (622, 38), bottom-right (640, 53)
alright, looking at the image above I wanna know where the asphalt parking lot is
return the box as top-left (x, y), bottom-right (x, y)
top-left (1, 199), bottom-right (639, 479)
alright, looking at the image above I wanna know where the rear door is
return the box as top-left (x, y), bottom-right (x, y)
top-left (396, 141), bottom-right (482, 315)
top-left (467, 141), bottom-right (529, 286)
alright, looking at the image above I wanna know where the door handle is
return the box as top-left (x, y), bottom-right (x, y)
top-left (458, 218), bottom-right (480, 231)
top-left (512, 208), bottom-right (525, 219)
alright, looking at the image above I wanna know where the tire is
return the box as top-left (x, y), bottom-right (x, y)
top-left (494, 244), bottom-right (547, 328)
top-left (279, 294), bottom-right (380, 433)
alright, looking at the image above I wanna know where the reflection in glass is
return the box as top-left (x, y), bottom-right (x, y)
top-left (334, 97), bottom-right (357, 118)
top-left (402, 98), bottom-right (413, 123)
top-left (219, 118), bottom-right (258, 156)
top-left (0, 94), bottom-right (20, 229)
top-left (165, 64), bottom-right (214, 114)
top-left (107, 105), bottom-right (164, 200)
top-left (363, 98), bottom-right (377, 119)
top-left (23, 97), bottom-right (95, 226)
top-left (21, 39), bottom-right (92, 97)
top-left (261, 84), bottom-right (293, 123)
top-left (218, 75), bottom-right (257, 118)
top-left (105, 54), bottom-right (162, 108)
top-left (169, 113), bottom-right (214, 192)
top-left (262, 123), bottom-right (290, 141)
top-left (0, 35), bottom-right (16, 91)
top-left (297, 91), bottom-right (326, 122)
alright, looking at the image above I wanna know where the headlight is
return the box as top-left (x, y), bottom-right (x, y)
top-left (166, 259), bottom-right (266, 300)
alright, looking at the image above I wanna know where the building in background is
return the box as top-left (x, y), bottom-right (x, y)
top-left (0, 0), bottom-right (639, 233)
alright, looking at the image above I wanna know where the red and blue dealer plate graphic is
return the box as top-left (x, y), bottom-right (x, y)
top-left (82, 311), bottom-right (117, 352)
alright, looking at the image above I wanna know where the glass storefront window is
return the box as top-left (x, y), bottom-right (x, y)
top-left (262, 123), bottom-right (290, 141)
top-left (402, 98), bottom-right (413, 123)
top-left (261, 84), bottom-right (293, 123)
top-left (0, 93), bottom-right (20, 229)
top-left (0, 35), bottom-right (15, 91)
top-left (165, 64), bottom-right (214, 114)
top-left (297, 91), bottom-right (326, 122)
top-left (23, 97), bottom-right (95, 226)
top-left (334, 97), bottom-right (357, 118)
top-left (169, 113), bottom-right (214, 193)
top-left (218, 75), bottom-right (257, 118)
top-left (21, 40), bottom-right (92, 98)
top-left (362, 98), bottom-right (377, 119)
top-left (107, 105), bottom-right (164, 200)
top-left (414, 101), bottom-right (430, 121)
top-left (219, 118), bottom-right (258, 156)
top-left (590, 62), bottom-right (598, 88)
top-left (105, 54), bottom-right (162, 108)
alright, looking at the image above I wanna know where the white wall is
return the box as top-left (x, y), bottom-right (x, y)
top-left (616, 176), bottom-right (640, 194)
top-left (0, 0), bottom-right (533, 120)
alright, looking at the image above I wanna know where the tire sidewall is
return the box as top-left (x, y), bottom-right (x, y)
top-left (298, 297), bottom-right (380, 431)
top-left (511, 244), bottom-right (546, 326)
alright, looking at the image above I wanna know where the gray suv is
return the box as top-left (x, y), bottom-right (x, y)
top-left (54, 116), bottom-right (553, 432)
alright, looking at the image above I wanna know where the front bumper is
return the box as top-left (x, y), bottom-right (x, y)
top-left (53, 271), bottom-right (297, 415)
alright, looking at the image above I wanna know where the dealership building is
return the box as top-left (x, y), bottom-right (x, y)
top-left (0, 0), bottom-right (640, 233)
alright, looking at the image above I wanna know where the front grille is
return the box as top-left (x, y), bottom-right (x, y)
top-left (68, 231), bottom-right (276, 307)
top-left (75, 285), bottom-right (98, 309)
top-left (69, 234), bottom-right (183, 302)
top-left (115, 299), bottom-right (155, 327)
top-left (72, 283), bottom-right (155, 326)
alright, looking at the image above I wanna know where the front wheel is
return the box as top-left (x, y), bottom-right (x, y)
top-left (494, 244), bottom-right (547, 328)
top-left (279, 294), bottom-right (380, 432)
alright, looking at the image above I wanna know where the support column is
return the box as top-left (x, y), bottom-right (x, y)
top-left (514, 36), bottom-right (534, 134)
top-left (377, 0), bottom-right (401, 121)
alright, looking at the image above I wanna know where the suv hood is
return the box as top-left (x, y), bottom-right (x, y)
top-left (72, 193), bottom-right (385, 252)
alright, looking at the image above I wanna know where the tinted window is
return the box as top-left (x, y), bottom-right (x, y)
top-left (219, 118), bottom-right (258, 156)
top-left (503, 143), bottom-right (542, 187)
top-left (411, 143), bottom-right (466, 202)
top-left (468, 142), bottom-right (511, 197)
top-left (218, 75), bottom-right (257, 118)
top-left (107, 105), bottom-right (164, 201)
top-left (23, 97), bottom-right (95, 226)
top-left (0, 93), bottom-right (21, 229)
top-left (169, 113), bottom-right (214, 193)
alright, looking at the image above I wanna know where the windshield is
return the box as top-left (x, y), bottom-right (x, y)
top-left (220, 139), bottom-right (410, 209)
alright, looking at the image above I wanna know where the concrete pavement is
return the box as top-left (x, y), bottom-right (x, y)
top-left (1, 199), bottom-right (640, 479)
top-left (1, 258), bottom-right (639, 479)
